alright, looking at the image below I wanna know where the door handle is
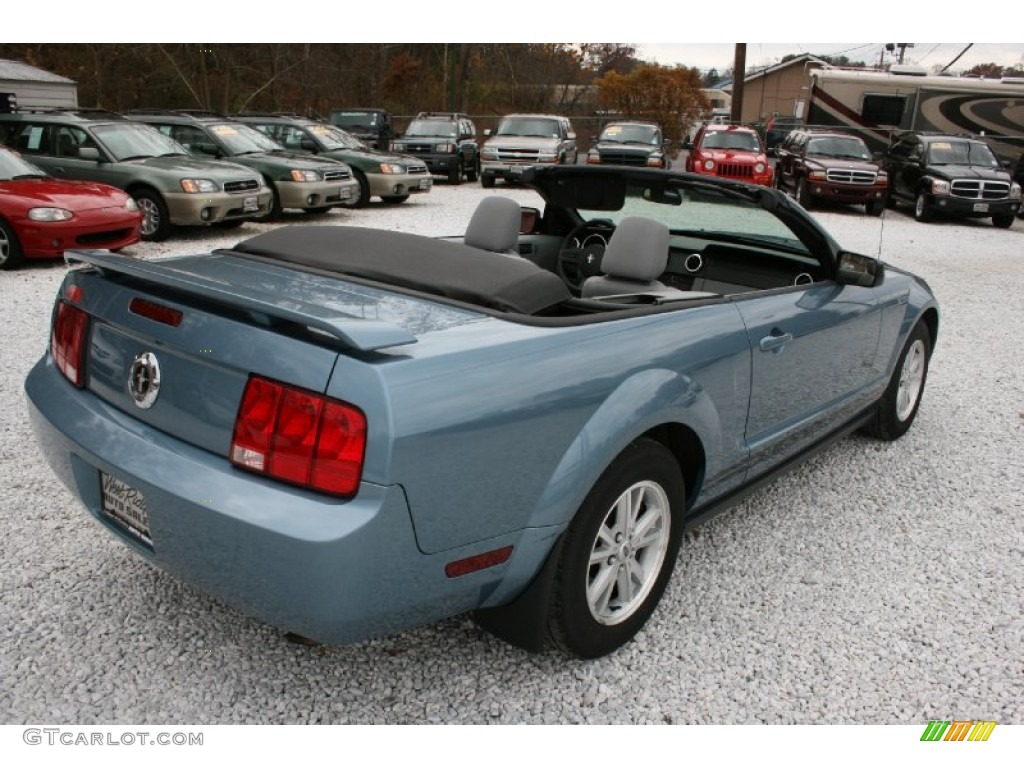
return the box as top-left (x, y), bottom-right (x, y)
top-left (759, 330), bottom-right (793, 353)
top-left (53, 166), bottom-right (65, 173)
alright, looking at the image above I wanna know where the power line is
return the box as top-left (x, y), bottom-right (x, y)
top-left (941, 43), bottom-right (974, 73)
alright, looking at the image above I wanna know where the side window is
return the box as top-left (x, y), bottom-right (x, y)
top-left (861, 94), bottom-right (906, 126)
top-left (7, 123), bottom-right (50, 154)
top-left (169, 125), bottom-right (216, 155)
top-left (54, 126), bottom-right (92, 158)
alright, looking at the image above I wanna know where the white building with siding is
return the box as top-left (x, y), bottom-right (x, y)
top-left (0, 59), bottom-right (78, 111)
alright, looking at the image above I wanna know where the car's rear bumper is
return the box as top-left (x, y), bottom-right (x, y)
top-left (24, 356), bottom-right (522, 645)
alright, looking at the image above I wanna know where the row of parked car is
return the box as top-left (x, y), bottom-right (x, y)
top-left (0, 107), bottom-right (438, 267)
top-left (681, 120), bottom-right (1023, 227)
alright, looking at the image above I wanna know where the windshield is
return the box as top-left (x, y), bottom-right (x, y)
top-left (404, 119), bottom-right (458, 138)
top-left (700, 130), bottom-right (761, 152)
top-left (331, 111), bottom-right (378, 131)
top-left (599, 124), bottom-right (660, 145)
top-left (91, 123), bottom-right (187, 160)
top-left (926, 140), bottom-right (999, 167)
top-left (210, 123), bottom-right (283, 154)
top-left (496, 117), bottom-right (561, 138)
top-left (806, 136), bottom-right (871, 160)
top-left (307, 123), bottom-right (363, 150)
top-left (575, 180), bottom-right (811, 256)
top-left (0, 147), bottom-right (48, 179)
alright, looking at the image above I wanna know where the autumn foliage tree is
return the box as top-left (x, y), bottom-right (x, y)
top-left (594, 64), bottom-right (708, 144)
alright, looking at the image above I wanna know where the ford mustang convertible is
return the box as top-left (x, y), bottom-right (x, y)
top-left (25, 165), bottom-right (938, 658)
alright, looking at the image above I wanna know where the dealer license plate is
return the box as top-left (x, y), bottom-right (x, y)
top-left (101, 472), bottom-right (151, 544)
top-left (243, 196), bottom-right (259, 212)
top-left (973, 203), bottom-right (989, 213)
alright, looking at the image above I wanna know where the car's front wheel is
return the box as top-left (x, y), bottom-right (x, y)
top-left (992, 213), bottom-right (1015, 229)
top-left (133, 188), bottom-right (172, 242)
top-left (467, 158), bottom-right (480, 183)
top-left (796, 177), bottom-right (813, 209)
top-left (448, 160), bottom-right (463, 185)
top-left (481, 174), bottom-right (495, 189)
top-left (380, 194), bottom-right (409, 204)
top-left (867, 199), bottom-right (885, 217)
top-left (547, 438), bottom-right (684, 658)
top-left (862, 321), bottom-right (931, 441)
top-left (0, 218), bottom-right (25, 270)
top-left (914, 191), bottom-right (933, 222)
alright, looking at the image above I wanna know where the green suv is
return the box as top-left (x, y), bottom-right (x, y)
top-left (0, 109), bottom-right (271, 241)
top-left (127, 111), bottom-right (358, 219)
top-left (232, 113), bottom-right (433, 207)
top-left (391, 112), bottom-right (479, 184)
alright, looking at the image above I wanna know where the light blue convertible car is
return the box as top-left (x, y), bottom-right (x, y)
top-left (25, 166), bottom-right (938, 658)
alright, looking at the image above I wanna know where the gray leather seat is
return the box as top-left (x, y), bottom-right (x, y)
top-left (582, 216), bottom-right (672, 298)
top-left (464, 196), bottom-right (521, 256)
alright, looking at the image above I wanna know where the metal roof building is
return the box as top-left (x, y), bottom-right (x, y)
top-left (0, 59), bottom-right (78, 111)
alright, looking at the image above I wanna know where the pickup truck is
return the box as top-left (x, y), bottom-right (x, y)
top-left (25, 165), bottom-right (939, 658)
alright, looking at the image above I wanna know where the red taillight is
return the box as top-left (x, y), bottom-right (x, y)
top-left (230, 375), bottom-right (366, 497)
top-left (51, 300), bottom-right (89, 387)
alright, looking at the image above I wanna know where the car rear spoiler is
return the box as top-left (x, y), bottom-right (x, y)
top-left (64, 250), bottom-right (418, 352)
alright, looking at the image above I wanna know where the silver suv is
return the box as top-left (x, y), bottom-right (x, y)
top-left (479, 113), bottom-right (577, 187)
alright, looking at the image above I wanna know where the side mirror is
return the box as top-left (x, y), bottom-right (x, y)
top-left (519, 206), bottom-right (541, 235)
top-left (837, 250), bottom-right (884, 288)
top-left (78, 147), bottom-right (101, 161)
top-left (483, 128), bottom-right (492, 137)
top-left (567, 132), bottom-right (577, 140)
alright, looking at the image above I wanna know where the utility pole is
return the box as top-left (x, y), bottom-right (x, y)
top-left (731, 44), bottom-right (746, 124)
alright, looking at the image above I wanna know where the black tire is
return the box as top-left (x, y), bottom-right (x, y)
top-left (380, 194), bottom-right (409, 204)
top-left (547, 438), bottom-right (685, 658)
top-left (467, 158), bottom-right (480, 182)
top-left (0, 218), bottom-right (25, 270)
top-left (448, 160), bottom-right (463, 185)
top-left (302, 206), bottom-right (333, 214)
top-left (913, 191), bottom-right (933, 222)
top-left (992, 214), bottom-right (1015, 229)
top-left (796, 177), bottom-right (812, 209)
top-left (212, 220), bottom-right (244, 229)
top-left (256, 181), bottom-right (282, 220)
top-left (885, 186), bottom-right (897, 209)
top-left (867, 199), bottom-right (885, 217)
top-left (862, 322), bottom-right (931, 441)
top-left (481, 174), bottom-right (495, 189)
top-left (351, 171), bottom-right (371, 208)
top-left (133, 188), bottom-right (172, 242)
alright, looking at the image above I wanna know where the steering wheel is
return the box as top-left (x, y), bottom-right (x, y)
top-left (557, 221), bottom-right (615, 293)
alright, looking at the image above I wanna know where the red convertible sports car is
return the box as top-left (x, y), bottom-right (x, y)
top-left (0, 146), bottom-right (141, 269)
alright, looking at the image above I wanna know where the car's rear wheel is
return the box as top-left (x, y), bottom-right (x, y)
top-left (914, 191), bottom-right (933, 222)
top-left (0, 218), bottom-right (25, 270)
top-left (862, 322), bottom-right (931, 441)
top-left (796, 177), bottom-right (813, 209)
top-left (992, 214), bottom-right (1015, 228)
top-left (547, 438), bottom-right (684, 658)
top-left (133, 188), bottom-right (172, 242)
top-left (867, 199), bottom-right (885, 217)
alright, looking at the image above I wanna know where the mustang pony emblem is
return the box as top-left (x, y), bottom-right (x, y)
top-left (128, 352), bottom-right (161, 409)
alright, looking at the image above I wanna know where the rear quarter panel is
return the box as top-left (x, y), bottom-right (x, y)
top-left (368, 303), bottom-right (753, 555)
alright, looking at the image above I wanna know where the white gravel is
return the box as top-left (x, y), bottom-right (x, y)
top-left (1, 183), bottom-right (1022, 725)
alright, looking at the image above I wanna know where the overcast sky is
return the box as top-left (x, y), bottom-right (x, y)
top-left (635, 43), bottom-right (1024, 73)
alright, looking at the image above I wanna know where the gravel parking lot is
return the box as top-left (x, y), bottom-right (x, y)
top-left (1, 183), bottom-right (1021, 725)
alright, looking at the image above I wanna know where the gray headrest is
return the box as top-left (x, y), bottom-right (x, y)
top-left (601, 216), bottom-right (670, 281)
top-left (464, 197), bottom-right (521, 253)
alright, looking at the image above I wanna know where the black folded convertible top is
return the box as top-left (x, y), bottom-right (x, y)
top-left (230, 226), bottom-right (570, 315)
